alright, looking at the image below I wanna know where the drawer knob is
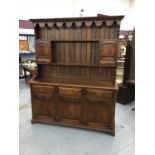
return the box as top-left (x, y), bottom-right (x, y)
top-left (54, 86), bottom-right (59, 94)
top-left (81, 89), bottom-right (87, 96)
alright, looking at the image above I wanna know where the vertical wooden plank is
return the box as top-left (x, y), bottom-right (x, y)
top-left (55, 27), bottom-right (60, 64)
top-left (46, 64), bottom-right (49, 73)
top-left (47, 27), bottom-right (51, 41)
top-left (77, 26), bottom-right (82, 73)
top-left (59, 41), bottom-right (63, 65)
top-left (60, 66), bottom-right (63, 75)
top-left (91, 42), bottom-right (95, 65)
top-left (86, 27), bottom-right (91, 78)
top-left (55, 43), bottom-right (58, 63)
top-left (94, 66), bottom-right (98, 78)
top-left (53, 65), bottom-right (56, 77)
top-left (49, 65), bottom-right (52, 73)
top-left (114, 25), bottom-right (119, 39)
top-left (91, 26), bottom-right (96, 39)
top-left (81, 66), bottom-right (84, 77)
top-left (86, 28), bottom-right (91, 64)
top-left (51, 27), bottom-right (56, 65)
top-left (91, 27), bottom-right (96, 64)
top-left (75, 28), bottom-right (81, 63)
top-left (102, 67), bottom-right (105, 79)
top-left (44, 27), bottom-right (46, 40)
top-left (68, 66), bottom-right (71, 77)
top-left (70, 66), bottom-right (73, 76)
top-left (108, 27), bottom-right (111, 39)
top-left (44, 26), bottom-right (48, 40)
top-left (104, 26), bottom-right (109, 39)
top-left (51, 27), bottom-right (56, 40)
top-left (74, 27), bottom-right (81, 40)
top-left (55, 28), bottom-right (60, 63)
top-left (80, 91), bottom-right (88, 124)
top-left (95, 27), bottom-right (100, 65)
top-left (75, 43), bottom-right (80, 63)
top-left (81, 43), bottom-right (86, 63)
top-left (55, 27), bottom-right (59, 40)
top-left (40, 28), bottom-right (44, 39)
top-left (89, 67), bottom-right (92, 78)
top-left (110, 26), bottom-right (114, 39)
top-left (56, 65), bottom-right (59, 77)
top-left (64, 28), bottom-right (70, 63)
top-left (105, 67), bottom-right (109, 80)
top-left (95, 42), bottom-right (99, 65)
top-left (81, 27), bottom-right (87, 63)
top-left (59, 28), bottom-right (63, 63)
top-left (64, 28), bottom-right (70, 76)
top-left (57, 43), bottom-right (61, 63)
top-left (69, 27), bottom-right (75, 63)
top-left (95, 27), bottom-right (100, 40)
top-left (100, 26), bottom-right (105, 42)
top-left (60, 27), bottom-right (64, 40)
top-left (69, 42), bottom-right (74, 63)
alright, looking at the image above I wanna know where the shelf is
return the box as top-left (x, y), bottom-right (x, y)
top-left (30, 77), bottom-right (116, 89)
top-left (51, 40), bottom-right (99, 42)
top-left (51, 63), bottom-right (116, 67)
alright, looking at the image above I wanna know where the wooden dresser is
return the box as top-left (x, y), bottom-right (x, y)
top-left (30, 16), bottom-right (124, 136)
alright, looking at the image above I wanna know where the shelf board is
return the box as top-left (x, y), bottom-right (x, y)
top-left (51, 39), bottom-right (99, 42)
top-left (51, 63), bottom-right (116, 67)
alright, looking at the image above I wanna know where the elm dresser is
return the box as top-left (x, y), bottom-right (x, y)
top-left (30, 16), bottom-right (124, 136)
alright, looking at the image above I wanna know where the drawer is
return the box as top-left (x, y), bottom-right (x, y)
top-left (31, 85), bottom-right (54, 96)
top-left (59, 87), bottom-right (81, 98)
top-left (87, 89), bottom-right (113, 100)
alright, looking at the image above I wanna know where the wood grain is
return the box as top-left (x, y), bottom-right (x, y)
top-left (31, 16), bottom-right (123, 136)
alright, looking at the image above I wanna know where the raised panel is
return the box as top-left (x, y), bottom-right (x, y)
top-left (87, 101), bottom-right (111, 123)
top-left (31, 85), bottom-right (54, 117)
top-left (59, 96), bottom-right (81, 120)
top-left (87, 89), bottom-right (113, 101)
top-left (58, 87), bottom-right (81, 120)
top-left (32, 85), bottom-right (54, 95)
top-left (99, 41), bottom-right (117, 64)
top-left (101, 43), bottom-right (116, 57)
top-left (36, 40), bottom-right (51, 64)
top-left (59, 87), bottom-right (81, 98)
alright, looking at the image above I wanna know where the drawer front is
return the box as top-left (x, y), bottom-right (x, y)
top-left (31, 85), bottom-right (54, 98)
top-left (87, 89), bottom-right (113, 101)
top-left (59, 87), bottom-right (81, 98)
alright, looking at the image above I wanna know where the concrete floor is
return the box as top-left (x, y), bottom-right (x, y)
top-left (19, 79), bottom-right (135, 155)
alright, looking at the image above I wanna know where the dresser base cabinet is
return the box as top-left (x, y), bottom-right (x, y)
top-left (30, 83), bottom-right (117, 136)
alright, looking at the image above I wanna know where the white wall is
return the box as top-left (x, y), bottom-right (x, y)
top-left (19, 0), bottom-right (135, 30)
top-left (19, 28), bottom-right (34, 35)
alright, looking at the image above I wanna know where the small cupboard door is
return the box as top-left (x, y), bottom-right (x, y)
top-left (58, 87), bottom-right (81, 121)
top-left (99, 40), bottom-right (117, 64)
top-left (31, 85), bottom-right (54, 117)
top-left (36, 39), bottom-right (51, 64)
top-left (86, 89), bottom-right (113, 124)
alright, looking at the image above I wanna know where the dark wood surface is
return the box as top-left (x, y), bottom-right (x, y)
top-left (30, 16), bottom-right (123, 136)
top-left (117, 29), bottom-right (135, 104)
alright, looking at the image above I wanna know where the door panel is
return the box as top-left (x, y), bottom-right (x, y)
top-left (36, 39), bottom-right (51, 64)
top-left (31, 85), bottom-right (54, 117)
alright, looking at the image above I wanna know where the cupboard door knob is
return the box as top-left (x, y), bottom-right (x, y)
top-left (54, 86), bottom-right (59, 94)
top-left (81, 89), bottom-right (87, 96)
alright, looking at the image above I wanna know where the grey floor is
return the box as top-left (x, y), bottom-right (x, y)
top-left (19, 79), bottom-right (135, 155)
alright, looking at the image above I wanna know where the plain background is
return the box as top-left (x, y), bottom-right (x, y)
top-left (19, 0), bottom-right (135, 30)
top-left (0, 0), bottom-right (155, 155)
